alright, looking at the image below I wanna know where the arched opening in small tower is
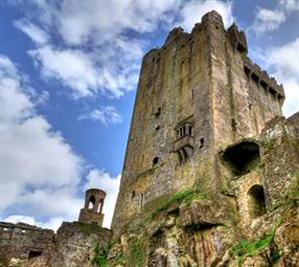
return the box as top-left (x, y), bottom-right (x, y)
top-left (97, 199), bottom-right (103, 213)
top-left (247, 185), bottom-right (266, 219)
top-left (88, 195), bottom-right (96, 210)
top-left (222, 141), bottom-right (260, 176)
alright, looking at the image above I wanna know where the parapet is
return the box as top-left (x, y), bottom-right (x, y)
top-left (0, 221), bottom-right (54, 263)
top-left (244, 57), bottom-right (285, 102)
top-left (228, 23), bottom-right (248, 54)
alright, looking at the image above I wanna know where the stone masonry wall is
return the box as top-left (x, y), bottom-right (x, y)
top-left (112, 10), bottom-right (285, 237)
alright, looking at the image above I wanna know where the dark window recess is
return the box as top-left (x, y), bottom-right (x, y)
top-left (131, 191), bottom-right (136, 199)
top-left (248, 185), bottom-right (266, 219)
top-left (231, 119), bottom-right (237, 132)
top-left (237, 43), bottom-right (246, 53)
top-left (152, 157), bottom-right (159, 167)
top-left (251, 73), bottom-right (259, 85)
top-left (28, 251), bottom-right (42, 259)
top-left (88, 195), bottom-right (96, 210)
top-left (222, 141), bottom-right (260, 176)
top-left (244, 66), bottom-right (250, 78)
top-left (199, 138), bottom-right (204, 148)
top-left (176, 123), bottom-right (193, 139)
top-left (260, 80), bottom-right (267, 89)
top-left (269, 88), bottom-right (276, 100)
top-left (155, 107), bottom-right (161, 118)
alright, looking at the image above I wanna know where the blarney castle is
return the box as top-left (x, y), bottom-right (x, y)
top-left (1, 11), bottom-right (298, 267)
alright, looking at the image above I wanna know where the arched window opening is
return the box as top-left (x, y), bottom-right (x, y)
top-left (222, 141), bottom-right (260, 176)
top-left (88, 195), bottom-right (96, 210)
top-left (97, 199), bottom-right (103, 213)
top-left (248, 185), bottom-right (266, 219)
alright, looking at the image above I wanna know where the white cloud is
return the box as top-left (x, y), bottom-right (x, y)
top-left (0, 54), bottom-right (83, 222)
top-left (255, 38), bottom-right (299, 116)
top-left (267, 38), bottom-right (299, 116)
top-left (85, 169), bottom-right (121, 228)
top-left (14, 20), bottom-right (49, 45)
top-left (180, 0), bottom-right (234, 31)
top-left (79, 106), bottom-right (122, 126)
top-left (29, 46), bottom-right (99, 97)
top-left (251, 9), bottom-right (286, 35)
top-left (280, 0), bottom-right (299, 11)
top-left (55, 0), bottom-right (177, 45)
top-left (28, 37), bottom-right (143, 98)
top-left (14, 0), bottom-right (177, 99)
top-left (251, 0), bottom-right (299, 35)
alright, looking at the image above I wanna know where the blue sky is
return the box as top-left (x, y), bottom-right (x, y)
top-left (0, 0), bottom-right (298, 230)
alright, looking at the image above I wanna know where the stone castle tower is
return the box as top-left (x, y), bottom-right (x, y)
top-left (79, 188), bottom-right (106, 226)
top-left (112, 11), bottom-right (285, 235)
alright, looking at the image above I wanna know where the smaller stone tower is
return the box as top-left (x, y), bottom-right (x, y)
top-left (78, 188), bottom-right (106, 226)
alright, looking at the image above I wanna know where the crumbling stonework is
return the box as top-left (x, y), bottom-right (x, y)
top-left (0, 189), bottom-right (111, 267)
top-left (0, 222), bottom-right (54, 266)
top-left (49, 222), bottom-right (111, 267)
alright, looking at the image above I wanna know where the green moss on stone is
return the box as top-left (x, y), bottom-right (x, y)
top-left (127, 236), bottom-right (146, 267)
top-left (153, 188), bottom-right (207, 216)
top-left (231, 221), bottom-right (281, 266)
top-left (92, 243), bottom-right (111, 267)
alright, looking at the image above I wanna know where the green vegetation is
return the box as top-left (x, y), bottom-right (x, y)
top-left (127, 236), bottom-right (145, 267)
top-left (262, 138), bottom-right (276, 154)
top-left (153, 188), bottom-right (207, 216)
top-left (76, 222), bottom-right (101, 235)
top-left (231, 220), bottom-right (282, 266)
top-left (92, 244), bottom-right (110, 267)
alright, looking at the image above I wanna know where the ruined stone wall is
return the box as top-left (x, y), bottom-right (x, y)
top-left (49, 222), bottom-right (111, 267)
top-left (0, 221), bottom-right (111, 267)
top-left (0, 222), bottom-right (54, 266)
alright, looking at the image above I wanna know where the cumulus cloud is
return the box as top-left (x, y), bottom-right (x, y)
top-left (0, 54), bottom-right (83, 222)
top-left (251, 0), bottom-right (299, 35)
top-left (29, 46), bottom-right (99, 97)
top-left (0, 54), bottom-right (122, 230)
top-left (180, 0), bottom-right (234, 31)
top-left (255, 38), bottom-right (299, 116)
top-left (79, 106), bottom-right (122, 126)
top-left (267, 38), bottom-right (299, 116)
top-left (54, 0), bottom-right (177, 45)
top-left (85, 169), bottom-right (121, 228)
top-left (13, 0), bottom-right (177, 99)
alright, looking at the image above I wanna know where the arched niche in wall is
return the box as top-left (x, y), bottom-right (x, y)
top-left (221, 141), bottom-right (260, 176)
top-left (247, 184), bottom-right (266, 219)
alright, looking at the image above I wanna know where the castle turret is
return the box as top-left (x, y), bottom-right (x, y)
top-left (78, 188), bottom-right (106, 225)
